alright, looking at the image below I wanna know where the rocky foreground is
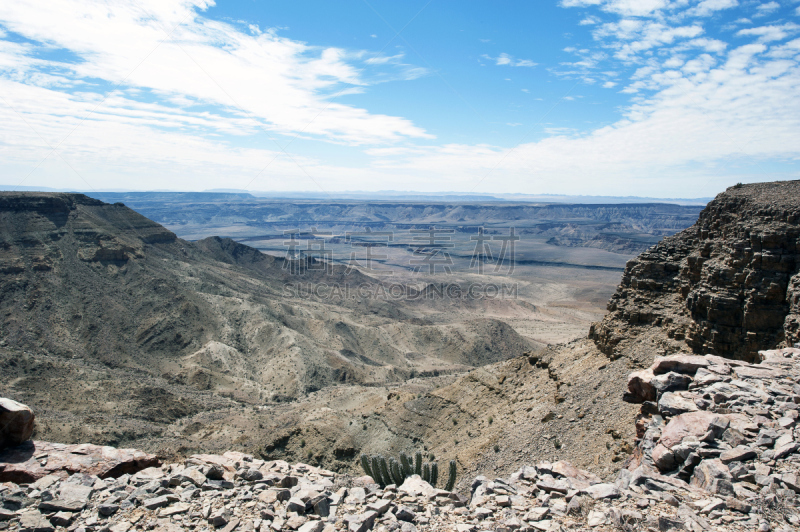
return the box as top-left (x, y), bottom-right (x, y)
top-left (2, 348), bottom-right (800, 532)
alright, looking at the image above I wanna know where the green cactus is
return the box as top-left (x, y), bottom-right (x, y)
top-left (400, 452), bottom-right (412, 477)
top-left (390, 458), bottom-right (404, 486)
top-left (359, 451), bottom-right (456, 491)
top-left (371, 456), bottom-right (384, 485)
top-left (422, 462), bottom-right (431, 484)
top-left (445, 460), bottom-right (457, 492)
top-left (360, 454), bottom-right (373, 479)
top-left (379, 456), bottom-right (391, 487)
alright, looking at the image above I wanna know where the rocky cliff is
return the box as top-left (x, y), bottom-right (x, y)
top-left (591, 181), bottom-right (800, 363)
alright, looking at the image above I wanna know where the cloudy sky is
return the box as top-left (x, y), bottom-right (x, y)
top-left (1, 0), bottom-right (799, 196)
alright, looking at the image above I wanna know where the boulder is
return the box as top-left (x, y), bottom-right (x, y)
top-left (651, 372), bottom-right (693, 394)
top-left (627, 369), bottom-right (656, 402)
top-left (658, 392), bottom-right (700, 416)
top-left (658, 412), bottom-right (729, 449)
top-left (0, 398), bottom-right (35, 450)
top-left (397, 476), bottom-right (437, 498)
top-left (651, 355), bottom-right (709, 375)
top-left (689, 459), bottom-right (731, 492)
top-left (0, 440), bottom-right (159, 483)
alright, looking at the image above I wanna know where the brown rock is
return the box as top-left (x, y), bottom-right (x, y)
top-left (0, 398), bottom-right (35, 450)
top-left (651, 355), bottom-right (709, 376)
top-left (0, 440), bottom-right (159, 483)
top-left (627, 369), bottom-right (656, 402)
top-left (658, 412), bottom-right (729, 449)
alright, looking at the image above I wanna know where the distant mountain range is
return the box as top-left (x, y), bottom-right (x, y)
top-left (0, 185), bottom-right (712, 205)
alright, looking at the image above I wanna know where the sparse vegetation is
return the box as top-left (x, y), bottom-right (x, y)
top-left (360, 452), bottom-right (456, 491)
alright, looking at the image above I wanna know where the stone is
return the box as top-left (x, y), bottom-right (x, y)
top-left (366, 499), bottom-right (391, 515)
top-left (240, 469), bottom-right (263, 482)
top-left (690, 459), bottom-right (731, 492)
top-left (345, 511), bottom-right (377, 532)
top-left (659, 392), bottom-right (700, 416)
top-left (309, 495), bottom-right (330, 517)
top-left (345, 487), bottom-right (367, 504)
top-left (286, 497), bottom-right (306, 513)
top-left (98, 503), bottom-right (120, 516)
top-left (719, 446), bottom-right (757, 464)
top-left (109, 522), bottom-right (131, 532)
top-left (210, 508), bottom-right (230, 527)
top-left (0, 398), bottom-right (35, 450)
top-left (628, 369), bottom-right (656, 402)
top-left (58, 482), bottom-right (93, 502)
top-left (652, 355), bottom-right (710, 375)
top-left (172, 467), bottom-right (207, 487)
top-left (0, 441), bottom-right (159, 484)
top-left (19, 511), bottom-right (54, 532)
top-left (395, 506), bottom-right (416, 522)
top-left (526, 507), bottom-right (549, 521)
top-left (658, 412), bottom-right (729, 449)
top-left (551, 461), bottom-right (602, 485)
top-left (657, 516), bottom-right (685, 531)
top-left (652, 372), bottom-right (694, 394)
top-left (160, 503), bottom-right (190, 516)
top-left (535, 478), bottom-right (569, 494)
top-left (38, 499), bottom-right (86, 513)
top-left (143, 495), bottom-right (171, 510)
top-left (49, 512), bottom-right (74, 527)
top-left (220, 518), bottom-right (241, 532)
top-left (297, 523), bottom-right (324, 532)
top-left (725, 497), bottom-right (752, 513)
top-left (773, 442), bottom-right (799, 460)
top-left (733, 365), bottom-right (784, 380)
top-left (397, 476), bottom-right (436, 498)
top-left (582, 483), bottom-right (620, 500)
top-left (587, 510), bottom-right (607, 527)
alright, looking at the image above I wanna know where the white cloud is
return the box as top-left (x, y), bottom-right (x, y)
top-left (0, 0), bottom-right (432, 147)
top-left (562, 0), bottom-right (668, 17)
top-left (738, 23), bottom-right (800, 43)
top-left (686, 0), bottom-right (738, 18)
top-left (602, 80), bottom-right (617, 87)
top-left (755, 2), bottom-right (780, 16)
top-left (580, 16), bottom-right (600, 25)
top-left (358, 0), bottom-right (800, 196)
top-left (481, 53), bottom-right (538, 67)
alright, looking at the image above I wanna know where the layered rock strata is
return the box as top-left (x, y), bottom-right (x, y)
top-left (591, 181), bottom-right (800, 362)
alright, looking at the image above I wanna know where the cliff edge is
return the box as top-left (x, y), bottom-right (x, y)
top-left (591, 180), bottom-right (800, 363)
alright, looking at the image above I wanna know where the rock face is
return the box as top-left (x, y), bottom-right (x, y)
top-left (0, 398), bottom-right (34, 450)
top-left (591, 181), bottom-right (800, 362)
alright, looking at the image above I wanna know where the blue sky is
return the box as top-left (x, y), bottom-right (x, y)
top-left (0, 0), bottom-right (799, 196)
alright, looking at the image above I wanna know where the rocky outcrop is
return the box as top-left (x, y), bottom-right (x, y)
top-left (591, 181), bottom-right (800, 362)
top-left (0, 441), bottom-right (159, 483)
top-left (618, 349), bottom-right (800, 529)
top-left (1, 441), bottom-right (796, 532)
top-left (0, 399), bottom-right (34, 450)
